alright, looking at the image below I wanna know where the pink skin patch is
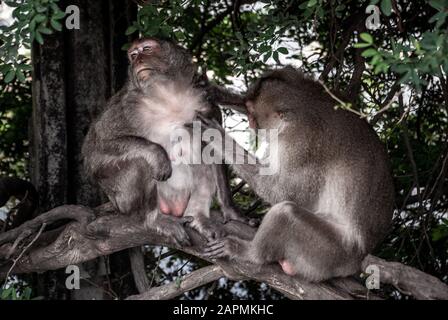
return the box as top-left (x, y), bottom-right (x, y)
top-left (158, 196), bottom-right (188, 217)
top-left (158, 198), bottom-right (171, 215)
top-left (279, 260), bottom-right (296, 276)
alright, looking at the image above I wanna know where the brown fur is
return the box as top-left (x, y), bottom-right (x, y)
top-left (204, 66), bottom-right (394, 281)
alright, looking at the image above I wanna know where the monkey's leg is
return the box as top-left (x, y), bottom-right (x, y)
top-left (99, 158), bottom-right (192, 247)
top-left (204, 201), bottom-right (360, 281)
top-left (183, 167), bottom-right (226, 240)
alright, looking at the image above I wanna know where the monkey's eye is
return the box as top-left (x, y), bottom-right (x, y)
top-left (130, 52), bottom-right (138, 60)
top-left (143, 45), bottom-right (151, 51)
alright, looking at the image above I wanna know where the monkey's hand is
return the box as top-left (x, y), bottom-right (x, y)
top-left (145, 213), bottom-right (193, 247)
top-left (203, 236), bottom-right (248, 261)
top-left (187, 215), bottom-right (226, 241)
top-left (147, 144), bottom-right (172, 181)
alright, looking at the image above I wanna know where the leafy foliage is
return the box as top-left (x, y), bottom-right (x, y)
top-left (0, 0), bottom-right (65, 83)
top-left (0, 0), bottom-right (447, 299)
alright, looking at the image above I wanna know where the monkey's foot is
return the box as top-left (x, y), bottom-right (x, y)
top-left (203, 236), bottom-right (247, 260)
top-left (188, 217), bottom-right (226, 241)
top-left (147, 214), bottom-right (193, 247)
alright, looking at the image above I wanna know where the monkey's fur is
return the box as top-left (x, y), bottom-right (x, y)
top-left (203, 66), bottom-right (394, 281)
top-left (82, 38), bottom-right (244, 245)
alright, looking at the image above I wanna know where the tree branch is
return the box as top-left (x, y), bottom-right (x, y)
top-left (126, 265), bottom-right (225, 300)
top-left (0, 204), bottom-right (447, 300)
top-left (362, 255), bottom-right (448, 300)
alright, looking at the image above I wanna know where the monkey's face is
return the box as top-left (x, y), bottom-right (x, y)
top-left (127, 38), bottom-right (168, 83)
top-left (127, 38), bottom-right (196, 87)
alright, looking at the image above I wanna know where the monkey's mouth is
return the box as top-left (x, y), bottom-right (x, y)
top-left (136, 67), bottom-right (154, 80)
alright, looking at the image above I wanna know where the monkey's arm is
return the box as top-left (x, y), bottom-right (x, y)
top-left (200, 116), bottom-right (277, 196)
top-left (206, 84), bottom-right (247, 114)
top-left (97, 135), bottom-right (172, 181)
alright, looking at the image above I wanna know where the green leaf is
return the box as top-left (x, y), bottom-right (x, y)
top-left (277, 47), bottom-right (289, 54)
top-left (38, 26), bottom-right (53, 35)
top-left (34, 14), bottom-right (47, 23)
top-left (22, 287), bottom-right (32, 300)
top-left (175, 277), bottom-right (182, 288)
top-left (263, 52), bottom-right (271, 63)
top-left (0, 64), bottom-right (12, 74)
top-left (360, 33), bottom-right (373, 44)
top-left (307, 0), bottom-right (318, 7)
top-left (35, 31), bottom-right (44, 45)
top-left (4, 69), bottom-right (15, 83)
top-left (354, 42), bottom-right (372, 48)
top-left (429, 0), bottom-right (446, 12)
top-left (52, 10), bottom-right (66, 20)
top-left (125, 25), bottom-right (138, 36)
top-left (50, 19), bottom-right (63, 31)
top-left (16, 69), bottom-right (26, 82)
top-left (361, 48), bottom-right (377, 57)
top-left (1, 287), bottom-right (12, 299)
top-left (273, 51), bottom-right (280, 64)
top-left (35, 4), bottom-right (47, 13)
top-left (259, 44), bottom-right (271, 53)
top-left (381, 0), bottom-right (392, 16)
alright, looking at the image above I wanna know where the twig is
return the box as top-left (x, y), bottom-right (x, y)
top-left (2, 223), bottom-right (46, 289)
top-left (126, 265), bottom-right (225, 300)
top-left (318, 80), bottom-right (365, 117)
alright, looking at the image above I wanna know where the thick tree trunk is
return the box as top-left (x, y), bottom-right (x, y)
top-left (30, 0), bottom-right (137, 300)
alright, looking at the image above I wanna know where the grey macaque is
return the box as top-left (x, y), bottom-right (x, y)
top-left (82, 38), bottom-right (245, 245)
top-left (203, 66), bottom-right (394, 281)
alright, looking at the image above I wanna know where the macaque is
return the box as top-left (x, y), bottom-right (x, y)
top-left (203, 66), bottom-right (394, 281)
top-left (82, 38), bottom-right (245, 245)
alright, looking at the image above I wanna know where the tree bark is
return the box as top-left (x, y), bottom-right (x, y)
top-left (1, 204), bottom-right (447, 300)
top-left (30, 0), bottom-right (137, 299)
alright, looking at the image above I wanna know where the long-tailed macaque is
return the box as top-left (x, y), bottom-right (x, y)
top-left (203, 66), bottom-right (394, 281)
top-left (82, 38), bottom-right (246, 245)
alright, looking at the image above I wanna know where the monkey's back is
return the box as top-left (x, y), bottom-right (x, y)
top-left (281, 93), bottom-right (394, 253)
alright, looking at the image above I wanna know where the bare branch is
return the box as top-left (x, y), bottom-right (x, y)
top-left (0, 204), bottom-right (446, 300)
top-left (126, 265), bottom-right (225, 300)
top-left (362, 255), bottom-right (448, 300)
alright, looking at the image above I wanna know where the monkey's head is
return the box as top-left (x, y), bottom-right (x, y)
top-left (245, 79), bottom-right (285, 130)
top-left (245, 67), bottom-right (319, 129)
top-left (127, 38), bottom-right (197, 87)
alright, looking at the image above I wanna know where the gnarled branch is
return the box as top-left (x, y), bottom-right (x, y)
top-left (0, 204), bottom-right (447, 300)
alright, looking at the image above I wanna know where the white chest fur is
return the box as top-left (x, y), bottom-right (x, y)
top-left (138, 83), bottom-right (207, 152)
